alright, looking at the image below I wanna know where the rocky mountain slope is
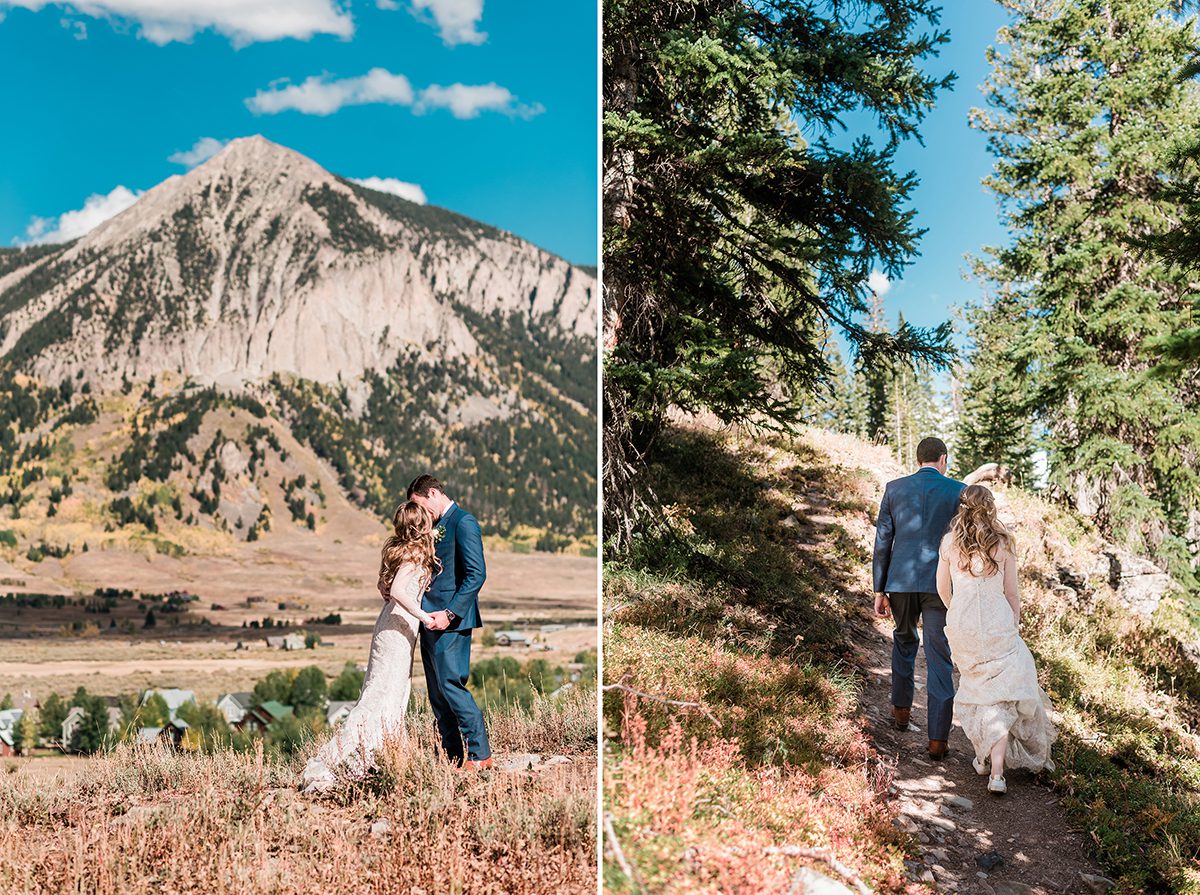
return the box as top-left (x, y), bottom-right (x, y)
top-left (0, 137), bottom-right (597, 544)
top-left (0, 135), bottom-right (595, 385)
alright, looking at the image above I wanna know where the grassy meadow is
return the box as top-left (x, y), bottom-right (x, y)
top-left (1, 689), bottom-right (597, 895)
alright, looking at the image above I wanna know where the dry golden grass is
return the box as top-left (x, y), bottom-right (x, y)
top-left (604, 427), bottom-right (914, 894)
top-left (0, 692), bottom-right (597, 894)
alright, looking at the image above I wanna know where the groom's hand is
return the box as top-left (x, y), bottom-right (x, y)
top-left (426, 610), bottom-right (451, 630)
top-left (874, 593), bottom-right (891, 619)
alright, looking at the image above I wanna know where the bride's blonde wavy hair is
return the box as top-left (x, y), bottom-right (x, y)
top-left (378, 501), bottom-right (441, 595)
top-left (947, 485), bottom-right (1014, 577)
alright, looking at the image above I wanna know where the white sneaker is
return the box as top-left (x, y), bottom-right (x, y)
top-left (972, 757), bottom-right (988, 776)
top-left (987, 775), bottom-right (1007, 795)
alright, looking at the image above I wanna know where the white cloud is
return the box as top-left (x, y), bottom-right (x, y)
top-left (867, 270), bottom-right (892, 297)
top-left (60, 15), bottom-right (85, 38)
top-left (0, 1), bottom-right (353, 45)
top-left (248, 68), bottom-right (542, 120)
top-left (408, 0), bottom-right (484, 47)
top-left (348, 177), bottom-right (427, 205)
top-left (20, 185), bottom-right (141, 245)
top-left (168, 136), bottom-right (228, 168)
top-left (247, 68), bottom-right (414, 116)
top-left (415, 82), bottom-right (542, 119)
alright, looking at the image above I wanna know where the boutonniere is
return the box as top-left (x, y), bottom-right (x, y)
top-left (433, 524), bottom-right (446, 543)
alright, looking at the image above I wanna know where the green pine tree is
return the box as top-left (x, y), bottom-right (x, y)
top-left (289, 665), bottom-right (327, 713)
top-left (70, 694), bottom-right (111, 754)
top-left (602, 0), bottom-right (956, 548)
top-left (12, 709), bottom-right (37, 755)
top-left (863, 289), bottom-right (894, 443)
top-left (175, 701), bottom-right (232, 752)
top-left (139, 691), bottom-right (171, 729)
top-left (253, 669), bottom-right (296, 706)
top-left (329, 663), bottom-right (364, 701)
top-left (889, 335), bottom-right (943, 468)
top-left (956, 294), bottom-right (1037, 484)
top-left (37, 692), bottom-right (67, 744)
top-left (967, 0), bottom-right (1200, 576)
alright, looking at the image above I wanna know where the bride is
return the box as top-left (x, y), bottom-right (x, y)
top-left (936, 485), bottom-right (1056, 795)
top-left (302, 501), bottom-right (438, 792)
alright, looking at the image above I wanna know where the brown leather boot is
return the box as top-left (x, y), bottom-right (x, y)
top-left (928, 739), bottom-right (949, 760)
top-left (892, 706), bottom-right (911, 730)
top-left (463, 756), bottom-right (493, 771)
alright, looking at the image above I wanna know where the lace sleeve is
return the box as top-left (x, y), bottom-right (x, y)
top-left (388, 564), bottom-right (432, 624)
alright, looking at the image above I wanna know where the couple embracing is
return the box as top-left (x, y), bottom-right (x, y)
top-left (873, 437), bottom-right (1055, 795)
top-left (303, 474), bottom-right (491, 792)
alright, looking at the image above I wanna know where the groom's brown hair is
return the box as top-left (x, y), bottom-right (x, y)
top-left (407, 474), bottom-right (445, 498)
top-left (916, 437), bottom-right (948, 464)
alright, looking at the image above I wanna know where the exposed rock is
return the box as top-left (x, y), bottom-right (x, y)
top-left (1080, 873), bottom-right (1116, 894)
top-left (1051, 584), bottom-right (1079, 601)
top-left (218, 441), bottom-right (249, 477)
top-left (789, 867), bottom-right (856, 895)
top-left (943, 794), bottom-right (974, 810)
top-left (975, 851), bottom-right (1005, 871)
top-left (494, 753), bottom-right (572, 773)
top-left (1056, 564), bottom-right (1090, 595)
top-left (369, 818), bottom-right (391, 838)
top-left (1089, 547), bottom-right (1171, 617)
top-left (894, 814), bottom-right (920, 833)
top-left (496, 753), bottom-right (541, 771)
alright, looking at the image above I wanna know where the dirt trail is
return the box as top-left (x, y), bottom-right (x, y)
top-left (803, 430), bottom-right (1107, 894)
top-left (850, 609), bottom-right (1102, 894)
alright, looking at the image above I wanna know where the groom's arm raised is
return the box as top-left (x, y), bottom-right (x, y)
top-left (448, 515), bottom-right (486, 621)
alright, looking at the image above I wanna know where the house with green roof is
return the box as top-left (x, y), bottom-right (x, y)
top-left (234, 700), bottom-right (294, 735)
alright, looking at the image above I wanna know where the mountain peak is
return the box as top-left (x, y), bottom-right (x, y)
top-left (0, 138), bottom-right (597, 388)
top-left (201, 135), bottom-right (322, 177)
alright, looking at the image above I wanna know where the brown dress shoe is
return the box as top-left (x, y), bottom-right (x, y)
top-left (463, 756), bottom-right (493, 771)
top-left (928, 739), bottom-right (949, 760)
top-left (892, 706), bottom-right (911, 730)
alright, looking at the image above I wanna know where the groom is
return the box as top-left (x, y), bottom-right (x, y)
top-left (872, 437), bottom-right (965, 761)
top-left (406, 474), bottom-right (492, 770)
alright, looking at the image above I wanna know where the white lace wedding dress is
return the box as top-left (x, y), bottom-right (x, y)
top-left (945, 554), bottom-right (1056, 772)
top-left (302, 562), bottom-right (432, 792)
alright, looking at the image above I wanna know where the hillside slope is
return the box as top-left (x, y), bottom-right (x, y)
top-left (604, 422), bottom-right (1200, 895)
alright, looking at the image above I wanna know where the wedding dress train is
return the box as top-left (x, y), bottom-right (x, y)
top-left (945, 556), bottom-right (1056, 772)
top-left (302, 562), bottom-right (431, 792)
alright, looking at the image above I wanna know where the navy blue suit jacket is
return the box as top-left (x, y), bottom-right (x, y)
top-left (423, 503), bottom-right (485, 630)
top-left (873, 467), bottom-right (966, 594)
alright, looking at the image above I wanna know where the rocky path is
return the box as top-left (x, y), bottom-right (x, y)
top-left (790, 429), bottom-right (1113, 895)
top-left (849, 610), bottom-right (1109, 895)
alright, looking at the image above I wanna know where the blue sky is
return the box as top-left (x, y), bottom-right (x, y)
top-left (0, 0), bottom-right (598, 265)
top-left (843, 1), bottom-right (1012, 348)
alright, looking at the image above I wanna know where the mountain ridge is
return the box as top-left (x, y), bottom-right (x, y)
top-left (0, 135), bottom-right (596, 389)
top-left (0, 136), bottom-right (597, 540)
